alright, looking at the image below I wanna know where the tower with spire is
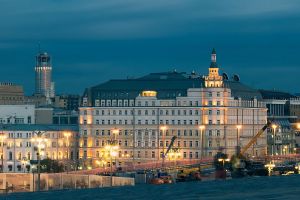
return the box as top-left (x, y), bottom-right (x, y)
top-left (35, 51), bottom-right (55, 102)
top-left (204, 48), bottom-right (223, 87)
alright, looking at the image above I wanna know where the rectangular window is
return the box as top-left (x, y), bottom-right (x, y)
top-left (152, 151), bottom-right (155, 158)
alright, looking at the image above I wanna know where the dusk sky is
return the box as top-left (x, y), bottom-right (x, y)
top-left (0, 0), bottom-right (299, 95)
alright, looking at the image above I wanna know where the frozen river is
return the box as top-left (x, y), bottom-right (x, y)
top-left (4, 175), bottom-right (300, 200)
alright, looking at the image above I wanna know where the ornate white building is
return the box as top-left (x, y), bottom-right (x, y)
top-left (0, 124), bottom-right (78, 172)
top-left (79, 49), bottom-right (268, 169)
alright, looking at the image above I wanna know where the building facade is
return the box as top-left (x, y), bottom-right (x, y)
top-left (0, 124), bottom-right (78, 172)
top-left (79, 49), bottom-right (268, 169)
top-left (259, 90), bottom-right (300, 155)
top-left (35, 52), bottom-right (55, 102)
top-left (52, 94), bottom-right (81, 111)
top-left (0, 105), bottom-right (35, 125)
top-left (0, 83), bottom-right (24, 105)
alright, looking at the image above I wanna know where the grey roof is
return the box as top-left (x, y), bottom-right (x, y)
top-left (0, 124), bottom-right (79, 132)
top-left (224, 81), bottom-right (262, 100)
top-left (259, 89), bottom-right (296, 100)
top-left (83, 71), bottom-right (262, 105)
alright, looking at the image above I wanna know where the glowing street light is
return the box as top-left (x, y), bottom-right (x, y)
top-left (104, 142), bottom-right (119, 186)
top-left (236, 125), bottom-right (242, 154)
top-left (218, 158), bottom-right (230, 168)
top-left (112, 128), bottom-right (119, 140)
top-left (21, 157), bottom-right (28, 173)
top-left (160, 125), bottom-right (168, 167)
top-left (96, 160), bottom-right (107, 169)
top-left (64, 131), bottom-right (71, 172)
top-left (31, 131), bottom-right (47, 192)
top-left (283, 146), bottom-right (288, 155)
top-left (271, 124), bottom-right (277, 156)
top-left (198, 125), bottom-right (205, 160)
top-left (265, 162), bottom-right (275, 176)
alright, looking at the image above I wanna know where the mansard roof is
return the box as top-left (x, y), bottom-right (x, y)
top-left (259, 89), bottom-right (296, 100)
top-left (83, 71), bottom-right (262, 105)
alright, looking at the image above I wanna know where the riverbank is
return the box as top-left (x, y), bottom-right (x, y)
top-left (4, 175), bottom-right (300, 200)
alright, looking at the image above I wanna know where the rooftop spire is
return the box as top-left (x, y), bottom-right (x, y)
top-left (210, 48), bottom-right (217, 68)
top-left (212, 48), bottom-right (216, 55)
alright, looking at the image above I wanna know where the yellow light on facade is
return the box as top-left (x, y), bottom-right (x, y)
top-left (297, 123), bottom-right (300, 129)
top-left (64, 132), bottom-right (71, 138)
top-left (199, 125), bottom-right (205, 130)
top-left (236, 125), bottom-right (242, 130)
top-left (160, 126), bottom-right (167, 131)
top-left (111, 151), bottom-right (118, 157)
top-left (272, 124), bottom-right (277, 130)
top-left (218, 158), bottom-right (229, 162)
top-left (0, 134), bottom-right (7, 140)
top-left (105, 145), bottom-right (111, 150)
top-left (141, 91), bottom-right (157, 97)
top-left (112, 128), bottom-right (119, 135)
top-left (113, 145), bottom-right (119, 150)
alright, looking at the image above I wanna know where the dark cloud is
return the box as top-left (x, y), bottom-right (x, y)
top-left (0, 0), bottom-right (299, 95)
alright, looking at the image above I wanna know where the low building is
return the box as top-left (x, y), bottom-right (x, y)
top-left (79, 49), bottom-right (268, 169)
top-left (259, 90), bottom-right (299, 155)
top-left (52, 94), bottom-right (80, 111)
top-left (35, 107), bottom-right (53, 124)
top-left (0, 105), bottom-right (35, 124)
top-left (0, 82), bottom-right (24, 105)
top-left (24, 94), bottom-right (48, 108)
top-left (53, 109), bottom-right (79, 125)
top-left (0, 124), bottom-right (79, 172)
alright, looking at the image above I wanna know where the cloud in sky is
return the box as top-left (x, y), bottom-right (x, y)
top-left (0, 0), bottom-right (299, 94)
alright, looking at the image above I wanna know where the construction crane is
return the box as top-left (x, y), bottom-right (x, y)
top-left (240, 121), bottom-right (272, 156)
top-left (163, 136), bottom-right (177, 158)
top-left (230, 121), bottom-right (272, 178)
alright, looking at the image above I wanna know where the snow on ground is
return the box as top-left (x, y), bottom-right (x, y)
top-left (4, 175), bottom-right (300, 200)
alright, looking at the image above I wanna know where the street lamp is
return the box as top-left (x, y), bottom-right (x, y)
top-left (104, 143), bottom-right (119, 186)
top-left (168, 148), bottom-right (180, 165)
top-left (283, 146), bottom-right (288, 155)
top-left (264, 162), bottom-right (275, 176)
top-left (96, 160), bottom-right (107, 172)
top-left (0, 132), bottom-right (6, 173)
top-left (112, 128), bottom-right (119, 140)
top-left (31, 131), bottom-right (47, 192)
top-left (236, 125), bottom-right (242, 155)
top-left (198, 125), bottom-right (205, 160)
top-left (271, 124), bottom-right (277, 156)
top-left (63, 132), bottom-right (71, 172)
top-left (160, 125), bottom-right (167, 167)
top-left (168, 148), bottom-right (180, 183)
top-left (218, 158), bottom-right (230, 168)
top-left (21, 157), bottom-right (28, 173)
top-left (297, 123), bottom-right (300, 130)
